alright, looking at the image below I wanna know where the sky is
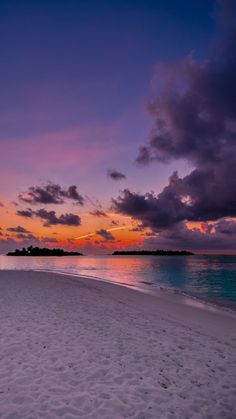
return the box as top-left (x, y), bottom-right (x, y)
top-left (0, 0), bottom-right (236, 254)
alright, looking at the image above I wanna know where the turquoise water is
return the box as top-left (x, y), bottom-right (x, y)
top-left (0, 255), bottom-right (236, 308)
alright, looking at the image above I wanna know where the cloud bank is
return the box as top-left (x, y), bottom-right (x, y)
top-left (143, 219), bottom-right (236, 253)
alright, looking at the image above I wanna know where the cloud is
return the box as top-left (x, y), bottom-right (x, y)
top-left (144, 231), bottom-right (158, 237)
top-left (114, 2), bottom-right (236, 238)
top-left (143, 220), bottom-right (236, 252)
top-left (16, 209), bottom-right (33, 218)
top-left (112, 185), bottom-right (185, 230)
top-left (15, 233), bottom-right (37, 240)
top-left (0, 234), bottom-right (63, 255)
top-left (18, 182), bottom-right (84, 205)
top-left (17, 207), bottom-right (81, 227)
top-left (90, 210), bottom-right (108, 217)
top-left (130, 225), bottom-right (145, 232)
top-left (96, 229), bottom-right (115, 241)
top-left (0, 202), bottom-right (4, 207)
top-left (113, 166), bottom-right (236, 230)
top-left (66, 185), bottom-right (84, 205)
top-left (107, 169), bottom-right (126, 181)
top-left (7, 226), bottom-right (31, 233)
top-left (215, 218), bottom-right (236, 235)
top-left (33, 209), bottom-right (81, 227)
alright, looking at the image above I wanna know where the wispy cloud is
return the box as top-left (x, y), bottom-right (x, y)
top-left (89, 210), bottom-right (108, 217)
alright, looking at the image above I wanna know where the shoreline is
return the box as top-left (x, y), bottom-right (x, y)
top-left (35, 269), bottom-right (236, 326)
top-left (1, 254), bottom-right (236, 314)
top-left (8, 266), bottom-right (236, 315)
top-left (0, 269), bottom-right (236, 418)
top-left (1, 268), bottom-right (236, 328)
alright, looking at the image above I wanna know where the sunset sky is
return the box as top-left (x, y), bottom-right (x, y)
top-left (1, 0), bottom-right (236, 254)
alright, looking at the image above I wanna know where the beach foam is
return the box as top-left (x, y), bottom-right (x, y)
top-left (0, 270), bottom-right (235, 418)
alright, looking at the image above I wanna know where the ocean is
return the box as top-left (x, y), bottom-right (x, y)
top-left (0, 254), bottom-right (236, 309)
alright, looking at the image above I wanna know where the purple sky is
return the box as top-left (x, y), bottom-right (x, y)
top-left (1, 0), bottom-right (236, 254)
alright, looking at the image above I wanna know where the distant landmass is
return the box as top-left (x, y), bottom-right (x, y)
top-left (112, 250), bottom-right (194, 256)
top-left (7, 246), bottom-right (83, 257)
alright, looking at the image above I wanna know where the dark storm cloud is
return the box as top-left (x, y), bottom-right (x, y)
top-left (18, 182), bottom-right (84, 205)
top-left (96, 229), bottom-right (115, 241)
top-left (17, 207), bottom-right (81, 227)
top-left (112, 166), bottom-right (236, 230)
top-left (107, 169), bottom-right (126, 181)
top-left (7, 226), bottom-right (31, 233)
top-left (112, 175), bottom-right (187, 230)
top-left (114, 1), bottom-right (236, 235)
top-left (144, 220), bottom-right (236, 252)
top-left (90, 210), bottom-right (108, 217)
top-left (214, 218), bottom-right (236, 235)
top-left (137, 52), bottom-right (236, 167)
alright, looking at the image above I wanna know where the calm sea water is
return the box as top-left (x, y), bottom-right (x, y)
top-left (0, 255), bottom-right (236, 308)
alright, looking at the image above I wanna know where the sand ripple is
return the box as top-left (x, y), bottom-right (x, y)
top-left (0, 270), bottom-right (235, 419)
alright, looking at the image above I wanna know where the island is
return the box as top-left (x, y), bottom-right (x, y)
top-left (112, 249), bottom-right (194, 256)
top-left (7, 246), bottom-right (83, 257)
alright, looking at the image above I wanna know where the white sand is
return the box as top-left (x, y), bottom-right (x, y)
top-left (0, 270), bottom-right (235, 419)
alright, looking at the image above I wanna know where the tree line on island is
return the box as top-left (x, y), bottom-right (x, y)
top-left (7, 246), bottom-right (83, 256)
top-left (112, 250), bottom-right (194, 256)
top-left (7, 246), bottom-right (194, 257)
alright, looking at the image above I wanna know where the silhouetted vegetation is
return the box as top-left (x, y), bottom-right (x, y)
top-left (112, 250), bottom-right (194, 256)
top-left (7, 246), bottom-right (83, 256)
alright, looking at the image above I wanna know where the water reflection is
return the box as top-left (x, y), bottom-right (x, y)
top-left (0, 255), bottom-right (235, 305)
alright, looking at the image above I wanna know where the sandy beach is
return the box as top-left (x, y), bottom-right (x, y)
top-left (0, 270), bottom-right (236, 419)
